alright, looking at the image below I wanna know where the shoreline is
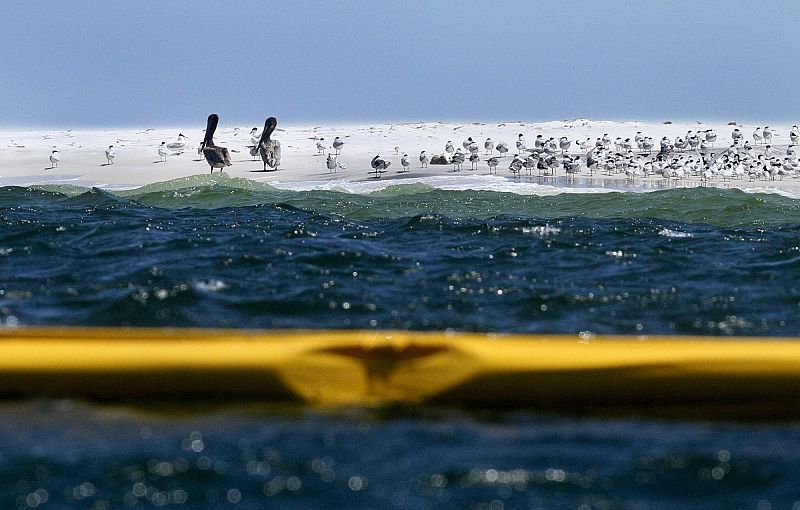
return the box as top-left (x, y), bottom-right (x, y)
top-left (1, 119), bottom-right (798, 196)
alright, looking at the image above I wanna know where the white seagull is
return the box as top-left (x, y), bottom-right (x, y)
top-left (316, 138), bottom-right (326, 155)
top-left (166, 134), bottom-right (187, 154)
top-left (326, 153), bottom-right (337, 173)
top-left (400, 153), bottom-right (410, 172)
top-left (332, 136), bottom-right (344, 155)
top-left (157, 142), bottom-right (169, 162)
top-left (445, 141), bottom-right (455, 154)
top-left (49, 149), bottom-right (60, 168)
top-left (484, 138), bottom-right (494, 155)
top-left (105, 145), bottom-right (116, 164)
top-left (419, 151), bottom-right (429, 168)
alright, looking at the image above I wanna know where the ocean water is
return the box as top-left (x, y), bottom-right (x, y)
top-left (2, 174), bottom-right (800, 509)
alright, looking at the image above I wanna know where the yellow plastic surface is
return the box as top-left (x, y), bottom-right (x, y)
top-left (1, 327), bottom-right (799, 416)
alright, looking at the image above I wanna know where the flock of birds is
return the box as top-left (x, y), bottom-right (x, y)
top-left (42, 117), bottom-right (800, 184)
top-left (351, 124), bottom-right (800, 183)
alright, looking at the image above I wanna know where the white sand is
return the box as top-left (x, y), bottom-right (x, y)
top-left (1, 119), bottom-right (798, 196)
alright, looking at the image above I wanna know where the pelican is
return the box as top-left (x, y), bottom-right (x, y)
top-left (105, 145), bottom-right (116, 164)
top-left (332, 136), bottom-right (344, 155)
top-left (484, 138), bottom-right (494, 155)
top-left (256, 116), bottom-right (281, 171)
top-left (445, 141), bottom-right (454, 154)
top-left (200, 114), bottom-right (232, 174)
top-left (316, 138), bottom-right (326, 155)
top-left (166, 134), bottom-right (187, 154)
top-left (326, 153), bottom-right (337, 173)
top-left (370, 154), bottom-right (390, 177)
top-left (419, 151), bottom-right (429, 168)
top-left (158, 142), bottom-right (169, 162)
top-left (496, 142), bottom-right (509, 157)
top-left (49, 149), bottom-right (59, 168)
top-left (401, 154), bottom-right (411, 172)
top-left (486, 156), bottom-right (499, 174)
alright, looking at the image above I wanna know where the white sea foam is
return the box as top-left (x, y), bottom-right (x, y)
top-left (521, 225), bottom-right (561, 236)
top-left (269, 175), bottom-right (623, 196)
top-left (192, 280), bottom-right (229, 292)
top-left (658, 228), bottom-right (693, 238)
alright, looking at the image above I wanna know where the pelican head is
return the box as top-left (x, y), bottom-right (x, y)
top-left (259, 117), bottom-right (278, 145)
top-left (203, 114), bottom-right (220, 147)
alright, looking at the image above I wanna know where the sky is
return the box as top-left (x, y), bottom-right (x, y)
top-left (1, 0), bottom-right (798, 127)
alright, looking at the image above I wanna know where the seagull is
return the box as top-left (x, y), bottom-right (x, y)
top-left (166, 133), bottom-right (187, 154)
top-left (157, 142), bottom-right (169, 162)
top-left (484, 138), bottom-right (494, 155)
top-left (445, 141), bottom-right (455, 154)
top-left (199, 113), bottom-right (232, 174)
top-left (753, 127), bottom-right (763, 145)
top-left (451, 149), bottom-right (465, 171)
top-left (401, 153), bottom-right (411, 172)
top-left (332, 136), bottom-right (344, 155)
top-left (516, 133), bottom-right (527, 152)
top-left (394, 146), bottom-right (400, 155)
top-left (763, 126), bottom-right (773, 144)
top-left (467, 139), bottom-right (479, 155)
top-left (601, 133), bottom-right (611, 149)
top-left (523, 154), bottom-right (536, 175)
top-left (559, 137), bottom-right (571, 154)
top-left (462, 137), bottom-right (474, 151)
top-left (326, 153), bottom-right (337, 173)
top-left (486, 156), bottom-right (499, 173)
top-left (316, 138), bottom-right (326, 155)
top-left (255, 117), bottom-right (281, 171)
top-left (508, 154), bottom-right (523, 176)
top-left (419, 151), bottom-right (429, 168)
top-left (496, 142), bottom-right (509, 157)
top-left (105, 145), bottom-right (116, 164)
top-left (790, 125), bottom-right (799, 144)
top-left (534, 134), bottom-right (545, 149)
top-left (370, 154), bottom-right (390, 177)
top-left (49, 149), bottom-right (59, 168)
top-left (247, 127), bottom-right (260, 159)
top-left (469, 152), bottom-right (479, 170)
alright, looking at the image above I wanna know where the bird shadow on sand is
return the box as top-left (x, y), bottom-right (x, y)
top-left (100, 163), bottom-right (113, 167)
top-left (44, 166), bottom-right (55, 170)
top-left (249, 169), bottom-right (278, 173)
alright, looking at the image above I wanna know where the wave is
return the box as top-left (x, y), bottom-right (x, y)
top-left (0, 173), bottom-right (796, 227)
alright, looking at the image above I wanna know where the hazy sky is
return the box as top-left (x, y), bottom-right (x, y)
top-left (2, 0), bottom-right (798, 127)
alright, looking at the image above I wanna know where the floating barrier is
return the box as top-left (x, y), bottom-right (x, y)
top-left (1, 327), bottom-right (799, 417)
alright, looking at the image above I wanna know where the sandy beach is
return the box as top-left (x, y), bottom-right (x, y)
top-left (1, 119), bottom-right (799, 197)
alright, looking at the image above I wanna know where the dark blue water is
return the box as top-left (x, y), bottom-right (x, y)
top-left (2, 180), bottom-right (800, 508)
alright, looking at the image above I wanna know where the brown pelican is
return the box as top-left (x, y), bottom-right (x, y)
top-left (199, 114), bottom-right (231, 173)
top-left (256, 116), bottom-right (281, 171)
